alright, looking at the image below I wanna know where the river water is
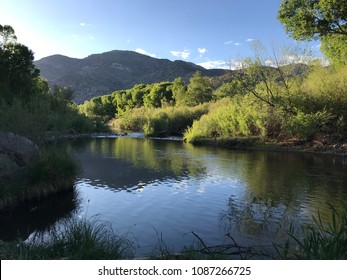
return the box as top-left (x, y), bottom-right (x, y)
top-left (1, 136), bottom-right (347, 258)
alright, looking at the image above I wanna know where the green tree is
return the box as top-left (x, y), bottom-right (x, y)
top-left (172, 77), bottom-right (187, 106)
top-left (0, 24), bottom-right (40, 102)
top-left (277, 0), bottom-right (347, 65)
top-left (143, 82), bottom-right (173, 108)
top-left (186, 71), bottom-right (212, 106)
top-left (52, 86), bottom-right (74, 102)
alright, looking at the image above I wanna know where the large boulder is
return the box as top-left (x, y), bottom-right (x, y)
top-left (0, 154), bottom-right (20, 176)
top-left (0, 133), bottom-right (39, 176)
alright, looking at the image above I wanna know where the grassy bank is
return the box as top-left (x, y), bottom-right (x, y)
top-left (0, 147), bottom-right (79, 210)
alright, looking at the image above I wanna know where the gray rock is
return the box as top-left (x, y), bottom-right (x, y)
top-left (0, 154), bottom-right (20, 176)
top-left (0, 132), bottom-right (39, 167)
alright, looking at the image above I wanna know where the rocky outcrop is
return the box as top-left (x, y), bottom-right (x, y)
top-left (0, 132), bottom-right (39, 176)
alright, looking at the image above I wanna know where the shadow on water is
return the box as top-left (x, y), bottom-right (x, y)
top-left (0, 188), bottom-right (80, 241)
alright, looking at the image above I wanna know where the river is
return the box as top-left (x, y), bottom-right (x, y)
top-left (1, 136), bottom-right (347, 258)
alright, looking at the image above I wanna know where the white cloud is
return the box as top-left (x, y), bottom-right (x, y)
top-left (224, 40), bottom-right (233, 45)
top-left (79, 22), bottom-right (91, 27)
top-left (197, 48), bottom-right (207, 54)
top-left (135, 48), bottom-right (156, 58)
top-left (170, 49), bottom-right (191, 59)
top-left (234, 42), bottom-right (241, 46)
top-left (246, 38), bottom-right (255, 42)
top-left (198, 59), bottom-right (243, 70)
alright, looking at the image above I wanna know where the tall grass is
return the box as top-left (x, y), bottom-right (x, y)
top-left (275, 204), bottom-right (347, 259)
top-left (0, 217), bottom-right (135, 260)
top-left (0, 147), bottom-right (79, 209)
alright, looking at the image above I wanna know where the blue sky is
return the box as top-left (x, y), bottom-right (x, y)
top-left (0, 0), bottom-right (322, 69)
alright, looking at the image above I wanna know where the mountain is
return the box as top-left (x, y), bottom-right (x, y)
top-left (35, 50), bottom-right (229, 103)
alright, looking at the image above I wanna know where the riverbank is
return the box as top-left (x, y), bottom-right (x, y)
top-left (190, 136), bottom-right (347, 156)
top-left (54, 132), bottom-right (347, 156)
top-left (0, 146), bottom-right (79, 211)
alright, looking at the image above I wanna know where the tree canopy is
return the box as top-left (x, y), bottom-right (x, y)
top-left (0, 24), bottom-right (40, 102)
top-left (277, 0), bottom-right (347, 65)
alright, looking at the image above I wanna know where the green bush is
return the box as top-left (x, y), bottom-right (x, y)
top-left (143, 113), bottom-right (169, 137)
top-left (118, 104), bottom-right (209, 136)
top-left (184, 96), bottom-right (267, 143)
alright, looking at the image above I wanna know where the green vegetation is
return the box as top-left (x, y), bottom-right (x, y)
top-left (79, 54), bottom-right (347, 148)
top-left (276, 204), bottom-right (347, 260)
top-left (117, 104), bottom-right (209, 136)
top-left (0, 25), bottom-right (100, 209)
top-left (0, 24), bottom-right (101, 143)
top-left (278, 0), bottom-right (347, 66)
top-left (0, 217), bottom-right (134, 260)
top-left (0, 148), bottom-right (78, 209)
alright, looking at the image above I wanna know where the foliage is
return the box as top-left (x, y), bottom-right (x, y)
top-left (278, 0), bottom-right (347, 65)
top-left (0, 24), bottom-right (40, 103)
top-left (186, 71), bottom-right (213, 106)
top-left (299, 65), bottom-right (347, 136)
top-left (118, 104), bottom-right (209, 137)
top-left (143, 112), bottom-right (169, 137)
top-left (0, 25), bottom-right (98, 141)
top-left (172, 77), bottom-right (187, 106)
top-left (143, 82), bottom-right (173, 108)
top-left (0, 147), bottom-right (78, 208)
top-left (0, 217), bottom-right (134, 260)
top-left (183, 97), bottom-right (268, 143)
top-left (276, 204), bottom-right (347, 259)
top-left (25, 148), bottom-right (78, 186)
top-left (0, 94), bottom-right (98, 142)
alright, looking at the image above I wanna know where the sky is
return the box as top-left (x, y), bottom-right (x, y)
top-left (0, 0), bottom-right (322, 69)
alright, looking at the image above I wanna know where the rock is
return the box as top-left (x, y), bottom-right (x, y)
top-left (0, 132), bottom-right (39, 167)
top-left (0, 154), bottom-right (20, 176)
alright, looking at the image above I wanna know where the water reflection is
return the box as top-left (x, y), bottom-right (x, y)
top-left (71, 138), bottom-right (207, 191)
top-left (0, 188), bottom-right (80, 241)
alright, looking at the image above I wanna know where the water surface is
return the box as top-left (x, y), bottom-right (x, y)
top-left (1, 137), bottom-right (347, 258)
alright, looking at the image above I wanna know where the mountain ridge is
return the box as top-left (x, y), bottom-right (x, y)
top-left (35, 50), bottom-right (229, 103)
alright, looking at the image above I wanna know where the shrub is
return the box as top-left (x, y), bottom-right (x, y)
top-left (184, 96), bottom-right (268, 143)
top-left (143, 113), bottom-right (169, 137)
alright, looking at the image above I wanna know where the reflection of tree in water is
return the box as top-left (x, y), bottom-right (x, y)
top-left (219, 151), bottom-right (347, 250)
top-left (71, 137), bottom-right (207, 179)
top-left (219, 193), bottom-right (293, 249)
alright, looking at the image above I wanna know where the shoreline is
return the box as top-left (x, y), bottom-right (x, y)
top-left (189, 137), bottom-right (347, 156)
top-left (54, 132), bottom-right (347, 156)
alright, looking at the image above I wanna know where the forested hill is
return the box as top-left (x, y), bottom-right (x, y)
top-left (35, 50), bottom-right (229, 103)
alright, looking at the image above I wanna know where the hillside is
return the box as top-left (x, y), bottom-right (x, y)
top-left (35, 50), bottom-right (229, 103)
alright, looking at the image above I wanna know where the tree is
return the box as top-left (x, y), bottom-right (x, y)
top-left (0, 25), bottom-right (17, 46)
top-left (172, 77), bottom-right (187, 106)
top-left (277, 0), bottom-right (347, 65)
top-left (52, 86), bottom-right (74, 102)
top-left (186, 71), bottom-right (212, 106)
top-left (0, 24), bottom-right (40, 102)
